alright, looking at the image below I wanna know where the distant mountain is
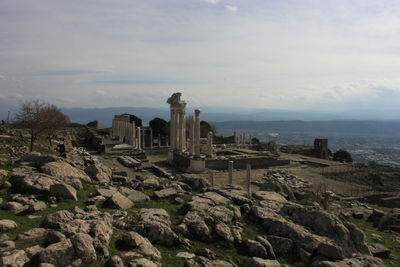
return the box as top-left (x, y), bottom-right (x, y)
top-left (212, 120), bottom-right (400, 136)
top-left (62, 106), bottom-right (400, 126)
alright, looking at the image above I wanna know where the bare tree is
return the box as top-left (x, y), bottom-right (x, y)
top-left (15, 100), bottom-right (69, 151)
top-left (43, 104), bottom-right (70, 146)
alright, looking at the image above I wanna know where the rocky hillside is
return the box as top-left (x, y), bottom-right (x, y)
top-left (0, 126), bottom-right (398, 267)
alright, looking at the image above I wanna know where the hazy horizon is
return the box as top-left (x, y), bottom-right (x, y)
top-left (1, 1), bottom-right (400, 115)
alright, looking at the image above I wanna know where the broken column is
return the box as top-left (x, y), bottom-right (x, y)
top-left (136, 126), bottom-right (141, 150)
top-left (189, 115), bottom-right (195, 156)
top-left (207, 131), bottom-right (213, 157)
top-left (194, 109), bottom-right (201, 158)
top-left (246, 164), bottom-right (251, 196)
top-left (150, 128), bottom-right (153, 149)
top-left (228, 161), bottom-right (233, 184)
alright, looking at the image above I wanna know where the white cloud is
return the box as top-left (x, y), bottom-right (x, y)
top-left (0, 74), bottom-right (5, 80)
top-left (202, 0), bottom-right (222, 4)
top-left (225, 5), bottom-right (238, 13)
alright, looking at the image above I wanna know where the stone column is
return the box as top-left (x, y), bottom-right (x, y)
top-left (209, 171), bottom-right (214, 187)
top-left (189, 115), bottom-right (195, 156)
top-left (170, 109), bottom-right (175, 150)
top-left (242, 133), bottom-right (245, 145)
top-left (133, 122), bottom-right (136, 147)
top-left (207, 131), bottom-right (213, 156)
top-left (228, 161), bottom-right (233, 184)
top-left (111, 119), bottom-right (115, 139)
top-left (136, 127), bottom-right (141, 150)
top-left (141, 128), bottom-right (145, 149)
top-left (174, 110), bottom-right (179, 151)
top-left (181, 108), bottom-right (186, 152)
top-left (194, 109), bottom-right (201, 158)
top-left (178, 110), bottom-right (183, 152)
top-left (158, 134), bottom-right (161, 148)
top-left (150, 128), bottom-right (153, 149)
top-left (246, 164), bottom-right (251, 196)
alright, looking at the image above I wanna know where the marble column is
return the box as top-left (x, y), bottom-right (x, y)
top-left (174, 110), bottom-right (179, 151)
top-left (228, 161), bottom-right (233, 184)
top-left (207, 131), bottom-right (213, 156)
top-left (180, 110), bottom-right (186, 151)
top-left (136, 127), bottom-right (141, 150)
top-left (177, 110), bottom-right (183, 151)
top-left (141, 127), bottom-right (145, 149)
top-left (158, 134), bottom-right (161, 148)
top-left (189, 116), bottom-right (194, 156)
top-left (170, 109), bottom-right (176, 150)
top-left (150, 128), bottom-right (153, 149)
top-left (194, 109), bottom-right (201, 158)
top-left (246, 164), bottom-right (251, 195)
top-left (111, 119), bottom-right (115, 139)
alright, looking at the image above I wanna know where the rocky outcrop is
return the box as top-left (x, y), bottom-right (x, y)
top-left (0, 220), bottom-right (17, 232)
top-left (41, 161), bottom-right (91, 183)
top-left (84, 164), bottom-right (112, 184)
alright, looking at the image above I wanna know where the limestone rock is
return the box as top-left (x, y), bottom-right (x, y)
top-left (134, 208), bottom-right (180, 246)
top-left (122, 231), bottom-right (161, 260)
top-left (50, 183), bottom-right (78, 200)
top-left (256, 236), bottom-right (276, 260)
top-left (0, 240), bottom-right (15, 253)
top-left (195, 248), bottom-right (216, 260)
top-left (105, 192), bottom-right (134, 209)
top-left (243, 257), bottom-right (281, 267)
top-left (41, 161), bottom-right (91, 183)
top-left (107, 255), bottom-right (124, 267)
top-left (369, 243), bottom-right (391, 259)
top-left (70, 233), bottom-right (97, 264)
top-left (266, 235), bottom-right (293, 255)
top-left (84, 164), bottom-right (112, 183)
top-left (184, 256), bottom-right (234, 267)
top-left (129, 258), bottom-right (160, 267)
top-left (245, 239), bottom-right (270, 259)
top-left (0, 220), bottom-right (17, 232)
top-left (16, 227), bottom-right (46, 240)
top-left (25, 244), bottom-right (44, 258)
top-left (39, 239), bottom-right (77, 267)
top-left (119, 187), bottom-right (150, 203)
top-left (176, 252), bottom-right (196, 259)
top-left (215, 223), bottom-right (234, 243)
top-left (180, 176), bottom-right (210, 191)
top-left (0, 249), bottom-right (29, 267)
top-left (97, 188), bottom-right (118, 198)
top-left (9, 172), bottom-right (57, 195)
top-left (154, 188), bottom-right (178, 199)
top-left (44, 230), bottom-right (66, 245)
top-left (19, 152), bottom-right (57, 166)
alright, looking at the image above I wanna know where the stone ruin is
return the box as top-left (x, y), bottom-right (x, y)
top-left (314, 138), bottom-right (329, 159)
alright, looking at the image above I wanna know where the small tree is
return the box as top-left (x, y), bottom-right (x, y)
top-left (16, 100), bottom-right (69, 151)
top-left (149, 117), bottom-right (168, 137)
top-left (200, 121), bottom-right (216, 138)
top-left (333, 149), bottom-right (353, 163)
top-left (43, 105), bottom-right (70, 146)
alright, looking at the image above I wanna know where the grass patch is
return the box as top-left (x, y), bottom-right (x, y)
top-left (349, 216), bottom-right (400, 267)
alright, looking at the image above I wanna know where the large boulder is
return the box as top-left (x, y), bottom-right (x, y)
top-left (105, 192), bottom-right (134, 209)
top-left (9, 172), bottom-right (58, 195)
top-left (41, 161), bottom-right (91, 183)
top-left (39, 239), bottom-right (78, 267)
top-left (84, 164), bottom-right (112, 183)
top-left (122, 231), bottom-right (161, 260)
top-left (70, 233), bottom-right (97, 264)
top-left (243, 257), bottom-right (281, 267)
top-left (0, 220), bottom-right (17, 232)
top-left (134, 208), bottom-right (180, 246)
top-left (0, 250), bottom-right (29, 267)
top-left (119, 187), bottom-right (150, 203)
top-left (50, 183), bottom-right (78, 201)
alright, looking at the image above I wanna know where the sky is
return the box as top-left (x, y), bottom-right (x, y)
top-left (1, 0), bottom-right (400, 115)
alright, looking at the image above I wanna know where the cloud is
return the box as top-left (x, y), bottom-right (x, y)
top-left (0, 74), bottom-right (5, 80)
top-left (92, 79), bottom-right (190, 86)
top-left (202, 0), bottom-right (222, 4)
top-left (225, 5), bottom-right (237, 13)
top-left (35, 70), bottom-right (107, 76)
